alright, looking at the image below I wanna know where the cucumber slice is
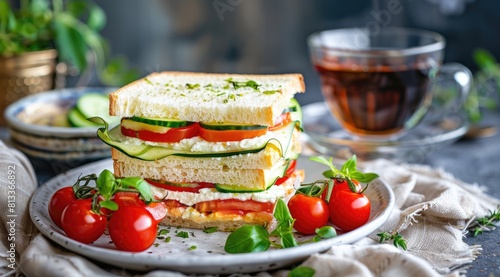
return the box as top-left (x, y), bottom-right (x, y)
top-left (289, 98), bottom-right (303, 130)
top-left (122, 118), bottom-right (172, 133)
top-left (68, 107), bottom-right (101, 127)
top-left (214, 161), bottom-right (289, 193)
top-left (76, 93), bottom-right (119, 126)
top-left (199, 122), bottom-right (267, 131)
top-left (92, 117), bottom-right (298, 160)
top-left (130, 116), bottom-right (192, 128)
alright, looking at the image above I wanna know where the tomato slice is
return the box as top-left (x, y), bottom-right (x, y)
top-left (269, 112), bottom-right (292, 131)
top-left (121, 123), bottom-right (200, 143)
top-left (145, 202), bottom-right (167, 223)
top-left (121, 125), bottom-right (137, 138)
top-left (147, 179), bottom-right (215, 193)
top-left (163, 199), bottom-right (186, 208)
top-left (199, 127), bottom-right (267, 142)
top-left (196, 199), bottom-right (274, 213)
top-left (113, 191), bottom-right (146, 208)
top-left (275, 159), bottom-right (297, 185)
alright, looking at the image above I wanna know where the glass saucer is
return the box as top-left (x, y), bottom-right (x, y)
top-left (302, 102), bottom-right (470, 162)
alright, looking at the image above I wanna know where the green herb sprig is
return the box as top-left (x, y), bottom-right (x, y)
top-left (71, 169), bottom-right (154, 214)
top-left (469, 206), bottom-right (500, 236)
top-left (377, 231), bottom-right (407, 250)
top-left (308, 155), bottom-right (379, 202)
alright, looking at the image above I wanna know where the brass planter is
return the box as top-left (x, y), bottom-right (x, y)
top-left (0, 49), bottom-right (58, 125)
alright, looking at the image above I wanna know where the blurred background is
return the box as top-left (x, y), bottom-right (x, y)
top-left (92, 0), bottom-right (500, 106)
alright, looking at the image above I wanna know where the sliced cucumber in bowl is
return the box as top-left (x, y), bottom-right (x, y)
top-left (69, 92), bottom-right (120, 128)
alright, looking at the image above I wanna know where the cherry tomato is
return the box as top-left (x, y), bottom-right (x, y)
top-left (288, 194), bottom-right (329, 235)
top-left (268, 112), bottom-right (292, 131)
top-left (108, 205), bottom-right (158, 252)
top-left (49, 186), bottom-right (77, 228)
top-left (275, 159), bottom-right (297, 185)
top-left (61, 199), bottom-right (107, 244)
top-left (199, 127), bottom-right (267, 142)
top-left (329, 190), bottom-right (370, 231)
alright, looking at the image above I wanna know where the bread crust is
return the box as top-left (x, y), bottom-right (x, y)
top-left (109, 71), bottom-right (305, 126)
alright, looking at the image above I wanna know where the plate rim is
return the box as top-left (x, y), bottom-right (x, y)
top-left (4, 87), bottom-right (116, 138)
top-left (29, 157), bottom-right (395, 274)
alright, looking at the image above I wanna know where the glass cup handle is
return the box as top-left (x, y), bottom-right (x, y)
top-left (430, 63), bottom-right (473, 116)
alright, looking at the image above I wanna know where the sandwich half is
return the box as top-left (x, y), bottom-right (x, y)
top-left (97, 71), bottom-right (305, 231)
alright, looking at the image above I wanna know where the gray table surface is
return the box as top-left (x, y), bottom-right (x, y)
top-left (2, 110), bottom-right (499, 276)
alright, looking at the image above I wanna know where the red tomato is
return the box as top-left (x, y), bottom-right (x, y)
top-left (145, 202), bottom-right (167, 223)
top-left (49, 186), bottom-right (77, 228)
top-left (199, 127), bottom-right (267, 142)
top-left (147, 180), bottom-right (215, 193)
top-left (121, 123), bottom-right (199, 143)
top-left (268, 112), bottom-right (292, 131)
top-left (196, 199), bottom-right (274, 213)
top-left (288, 194), bottom-right (329, 235)
top-left (329, 190), bottom-right (370, 231)
top-left (61, 199), bottom-right (107, 244)
top-left (275, 159), bottom-right (297, 185)
top-left (108, 205), bottom-right (158, 252)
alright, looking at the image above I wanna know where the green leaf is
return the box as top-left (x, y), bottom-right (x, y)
top-left (29, 0), bottom-right (50, 13)
top-left (224, 225), bottom-right (270, 253)
top-left (473, 48), bottom-right (498, 72)
top-left (315, 226), bottom-right (336, 239)
top-left (341, 155), bottom-right (357, 175)
top-left (289, 266), bottom-right (315, 277)
top-left (96, 169), bottom-right (116, 199)
top-left (86, 3), bottom-right (106, 31)
top-left (322, 169), bottom-right (334, 178)
top-left (274, 199), bottom-right (293, 222)
top-left (280, 229), bottom-right (298, 248)
top-left (0, 1), bottom-right (13, 33)
top-left (53, 13), bottom-right (88, 71)
top-left (310, 156), bottom-right (336, 174)
top-left (119, 177), bottom-right (154, 203)
top-left (357, 172), bottom-right (379, 183)
top-left (66, 0), bottom-right (87, 17)
top-left (99, 199), bottom-right (118, 211)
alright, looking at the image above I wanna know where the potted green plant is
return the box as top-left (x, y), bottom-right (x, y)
top-left (0, 0), bottom-right (137, 124)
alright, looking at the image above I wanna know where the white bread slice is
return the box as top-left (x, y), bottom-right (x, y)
top-left (114, 156), bottom-right (287, 190)
top-left (109, 72), bottom-right (305, 126)
top-left (158, 171), bottom-right (303, 232)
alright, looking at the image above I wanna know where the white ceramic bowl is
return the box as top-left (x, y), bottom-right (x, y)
top-left (4, 87), bottom-right (116, 162)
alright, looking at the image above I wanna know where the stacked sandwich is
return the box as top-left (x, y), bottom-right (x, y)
top-left (98, 71), bottom-right (305, 231)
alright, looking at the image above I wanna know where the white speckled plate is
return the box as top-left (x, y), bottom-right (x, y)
top-left (30, 156), bottom-right (394, 274)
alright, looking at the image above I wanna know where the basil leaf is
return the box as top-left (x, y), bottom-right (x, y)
top-left (96, 169), bottom-right (116, 199)
top-left (99, 199), bottom-right (118, 211)
top-left (274, 199), bottom-right (293, 222)
top-left (322, 169), bottom-right (334, 178)
top-left (119, 177), bottom-right (154, 203)
top-left (309, 156), bottom-right (336, 174)
top-left (224, 225), bottom-right (270, 253)
top-left (341, 155), bottom-right (357, 175)
top-left (279, 228), bottom-right (298, 248)
top-left (359, 172), bottom-right (380, 183)
top-left (315, 226), bottom-right (337, 239)
top-left (289, 266), bottom-right (315, 277)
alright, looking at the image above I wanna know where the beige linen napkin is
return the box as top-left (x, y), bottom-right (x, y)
top-left (0, 140), bottom-right (38, 276)
top-left (1, 139), bottom-right (499, 276)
